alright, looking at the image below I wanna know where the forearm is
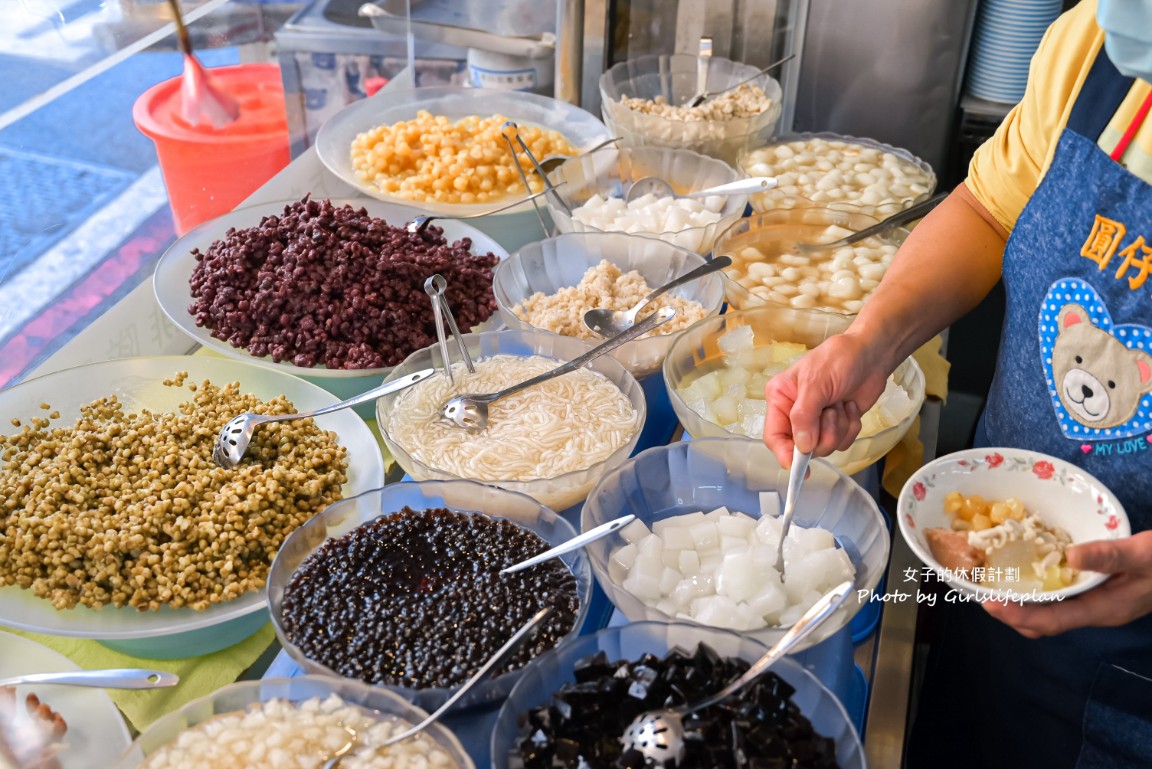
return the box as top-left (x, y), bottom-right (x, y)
top-left (847, 182), bottom-right (1008, 373)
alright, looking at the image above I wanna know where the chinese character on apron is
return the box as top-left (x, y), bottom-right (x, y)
top-left (909, 51), bottom-right (1152, 769)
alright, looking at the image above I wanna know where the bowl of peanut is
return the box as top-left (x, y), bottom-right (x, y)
top-left (112, 676), bottom-right (474, 769)
top-left (0, 356), bottom-right (385, 658)
top-left (599, 54), bottom-right (783, 165)
top-left (315, 86), bottom-right (613, 251)
top-left (897, 448), bottom-right (1129, 603)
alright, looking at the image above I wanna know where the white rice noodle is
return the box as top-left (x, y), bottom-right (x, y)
top-left (384, 355), bottom-right (640, 482)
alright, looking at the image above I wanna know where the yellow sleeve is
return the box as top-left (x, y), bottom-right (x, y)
top-left (965, 0), bottom-right (1105, 233)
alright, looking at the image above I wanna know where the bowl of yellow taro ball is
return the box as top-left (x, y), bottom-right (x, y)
top-left (0, 356), bottom-right (384, 658)
top-left (315, 86), bottom-right (613, 251)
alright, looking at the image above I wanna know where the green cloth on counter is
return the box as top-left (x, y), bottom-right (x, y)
top-left (1, 623), bottom-right (277, 733)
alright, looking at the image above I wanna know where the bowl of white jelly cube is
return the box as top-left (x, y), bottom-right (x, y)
top-left (545, 145), bottom-right (749, 254)
top-left (714, 203), bottom-right (909, 314)
top-left (663, 305), bottom-right (925, 475)
top-left (738, 132), bottom-right (936, 219)
top-left (581, 437), bottom-right (889, 651)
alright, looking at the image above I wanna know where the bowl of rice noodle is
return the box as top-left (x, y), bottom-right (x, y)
top-left (375, 329), bottom-right (647, 512)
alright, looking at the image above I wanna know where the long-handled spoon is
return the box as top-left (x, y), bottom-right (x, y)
top-left (405, 188), bottom-right (553, 235)
top-left (0, 669), bottom-right (179, 690)
top-left (441, 307), bottom-right (676, 430)
top-left (620, 580), bottom-right (852, 766)
top-left (583, 256), bottom-right (731, 338)
top-left (500, 514), bottom-right (636, 575)
top-left (684, 53), bottom-right (796, 108)
top-left (797, 191), bottom-right (948, 254)
top-left (213, 368), bottom-right (436, 468)
top-left (537, 136), bottom-right (622, 175)
top-left (775, 445), bottom-right (813, 579)
top-left (624, 175), bottom-right (776, 204)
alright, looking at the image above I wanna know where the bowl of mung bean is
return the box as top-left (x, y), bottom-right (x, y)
top-left (543, 145), bottom-right (748, 254)
top-left (738, 132), bottom-right (936, 218)
top-left (111, 675), bottom-right (475, 769)
top-left (267, 479), bottom-right (594, 712)
top-left (599, 54), bottom-right (783, 165)
top-left (491, 231), bottom-right (726, 379)
top-left (713, 200), bottom-right (910, 314)
top-left (153, 196), bottom-right (508, 417)
top-left (315, 86), bottom-right (613, 251)
top-left (376, 328), bottom-right (647, 513)
top-left (0, 356), bottom-right (385, 658)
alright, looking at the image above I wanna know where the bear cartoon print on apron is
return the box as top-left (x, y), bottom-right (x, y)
top-left (972, 47), bottom-right (1152, 769)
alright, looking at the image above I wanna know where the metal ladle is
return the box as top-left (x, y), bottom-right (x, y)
top-left (212, 368), bottom-right (436, 468)
top-left (624, 176), bottom-right (776, 205)
top-left (500, 513), bottom-right (636, 575)
top-left (0, 668), bottom-right (179, 690)
top-left (775, 446), bottom-right (813, 579)
top-left (583, 255), bottom-right (732, 338)
top-left (684, 53), bottom-right (796, 108)
top-left (796, 191), bottom-right (949, 254)
top-left (537, 136), bottom-right (622, 175)
top-left (405, 188), bottom-right (553, 235)
top-left (441, 307), bottom-right (676, 430)
top-left (425, 274), bottom-right (475, 386)
top-left (620, 580), bottom-right (853, 767)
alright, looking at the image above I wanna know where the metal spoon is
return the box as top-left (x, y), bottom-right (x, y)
top-left (405, 188), bottom-right (553, 235)
top-left (0, 669), bottom-right (179, 690)
top-left (583, 256), bottom-right (731, 338)
top-left (775, 446), bottom-right (813, 579)
top-left (684, 53), bottom-right (796, 108)
top-left (796, 191), bottom-right (948, 254)
top-left (318, 726), bottom-right (357, 769)
top-left (380, 607), bottom-right (552, 748)
top-left (425, 274), bottom-right (475, 386)
top-left (500, 514), bottom-right (636, 575)
top-left (537, 136), bottom-right (622, 175)
top-left (212, 368), bottom-right (436, 468)
top-left (624, 176), bottom-right (776, 204)
top-left (441, 307), bottom-right (676, 430)
top-left (620, 580), bottom-right (853, 766)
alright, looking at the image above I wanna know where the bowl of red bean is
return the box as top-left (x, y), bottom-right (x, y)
top-left (492, 621), bottom-right (865, 769)
top-left (112, 675), bottom-right (474, 769)
top-left (152, 196), bottom-right (508, 416)
top-left (267, 480), bottom-right (594, 712)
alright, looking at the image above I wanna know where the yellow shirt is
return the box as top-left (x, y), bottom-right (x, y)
top-left (967, 0), bottom-right (1152, 233)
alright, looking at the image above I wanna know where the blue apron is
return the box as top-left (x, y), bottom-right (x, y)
top-left (907, 52), bottom-right (1152, 769)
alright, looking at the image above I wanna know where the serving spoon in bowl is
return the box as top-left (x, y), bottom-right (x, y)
top-left (0, 668), bottom-right (179, 690)
top-left (500, 514), bottom-right (637, 575)
top-left (213, 368), bottom-right (436, 469)
top-left (441, 307), bottom-right (676, 430)
top-left (624, 176), bottom-right (776, 204)
top-left (583, 256), bottom-right (731, 338)
top-left (796, 191), bottom-right (948, 254)
top-left (620, 580), bottom-right (853, 767)
top-left (684, 53), bottom-right (795, 108)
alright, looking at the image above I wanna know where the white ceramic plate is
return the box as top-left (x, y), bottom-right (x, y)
top-left (0, 356), bottom-right (385, 657)
top-left (0, 630), bottom-right (132, 769)
top-left (314, 86), bottom-right (612, 217)
top-left (898, 447), bottom-right (1130, 603)
top-left (152, 197), bottom-right (508, 384)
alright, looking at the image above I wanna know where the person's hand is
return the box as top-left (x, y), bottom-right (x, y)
top-left (983, 532), bottom-right (1152, 637)
top-left (762, 331), bottom-right (893, 467)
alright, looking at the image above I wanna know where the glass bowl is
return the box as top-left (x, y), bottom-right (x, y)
top-left (600, 54), bottom-right (784, 165)
top-left (375, 329), bottom-right (646, 512)
top-left (712, 203), bottom-right (910, 314)
top-left (491, 232), bottom-right (726, 379)
top-left (898, 448), bottom-right (1130, 603)
top-left (315, 86), bottom-right (613, 250)
top-left (580, 438), bottom-right (889, 653)
top-left (152, 197), bottom-right (509, 418)
top-left (267, 480), bottom-right (594, 712)
top-left (0, 356), bottom-right (385, 659)
top-left (543, 145), bottom-right (748, 254)
top-left (663, 306), bottom-right (925, 476)
top-left (111, 676), bottom-right (475, 769)
top-left (491, 621), bottom-right (864, 769)
top-left (738, 132), bottom-right (937, 218)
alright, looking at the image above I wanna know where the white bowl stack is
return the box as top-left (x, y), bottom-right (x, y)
top-left (964, 0), bottom-right (1063, 104)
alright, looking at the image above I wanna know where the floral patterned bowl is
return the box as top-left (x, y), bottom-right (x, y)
top-left (897, 447), bottom-right (1130, 603)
